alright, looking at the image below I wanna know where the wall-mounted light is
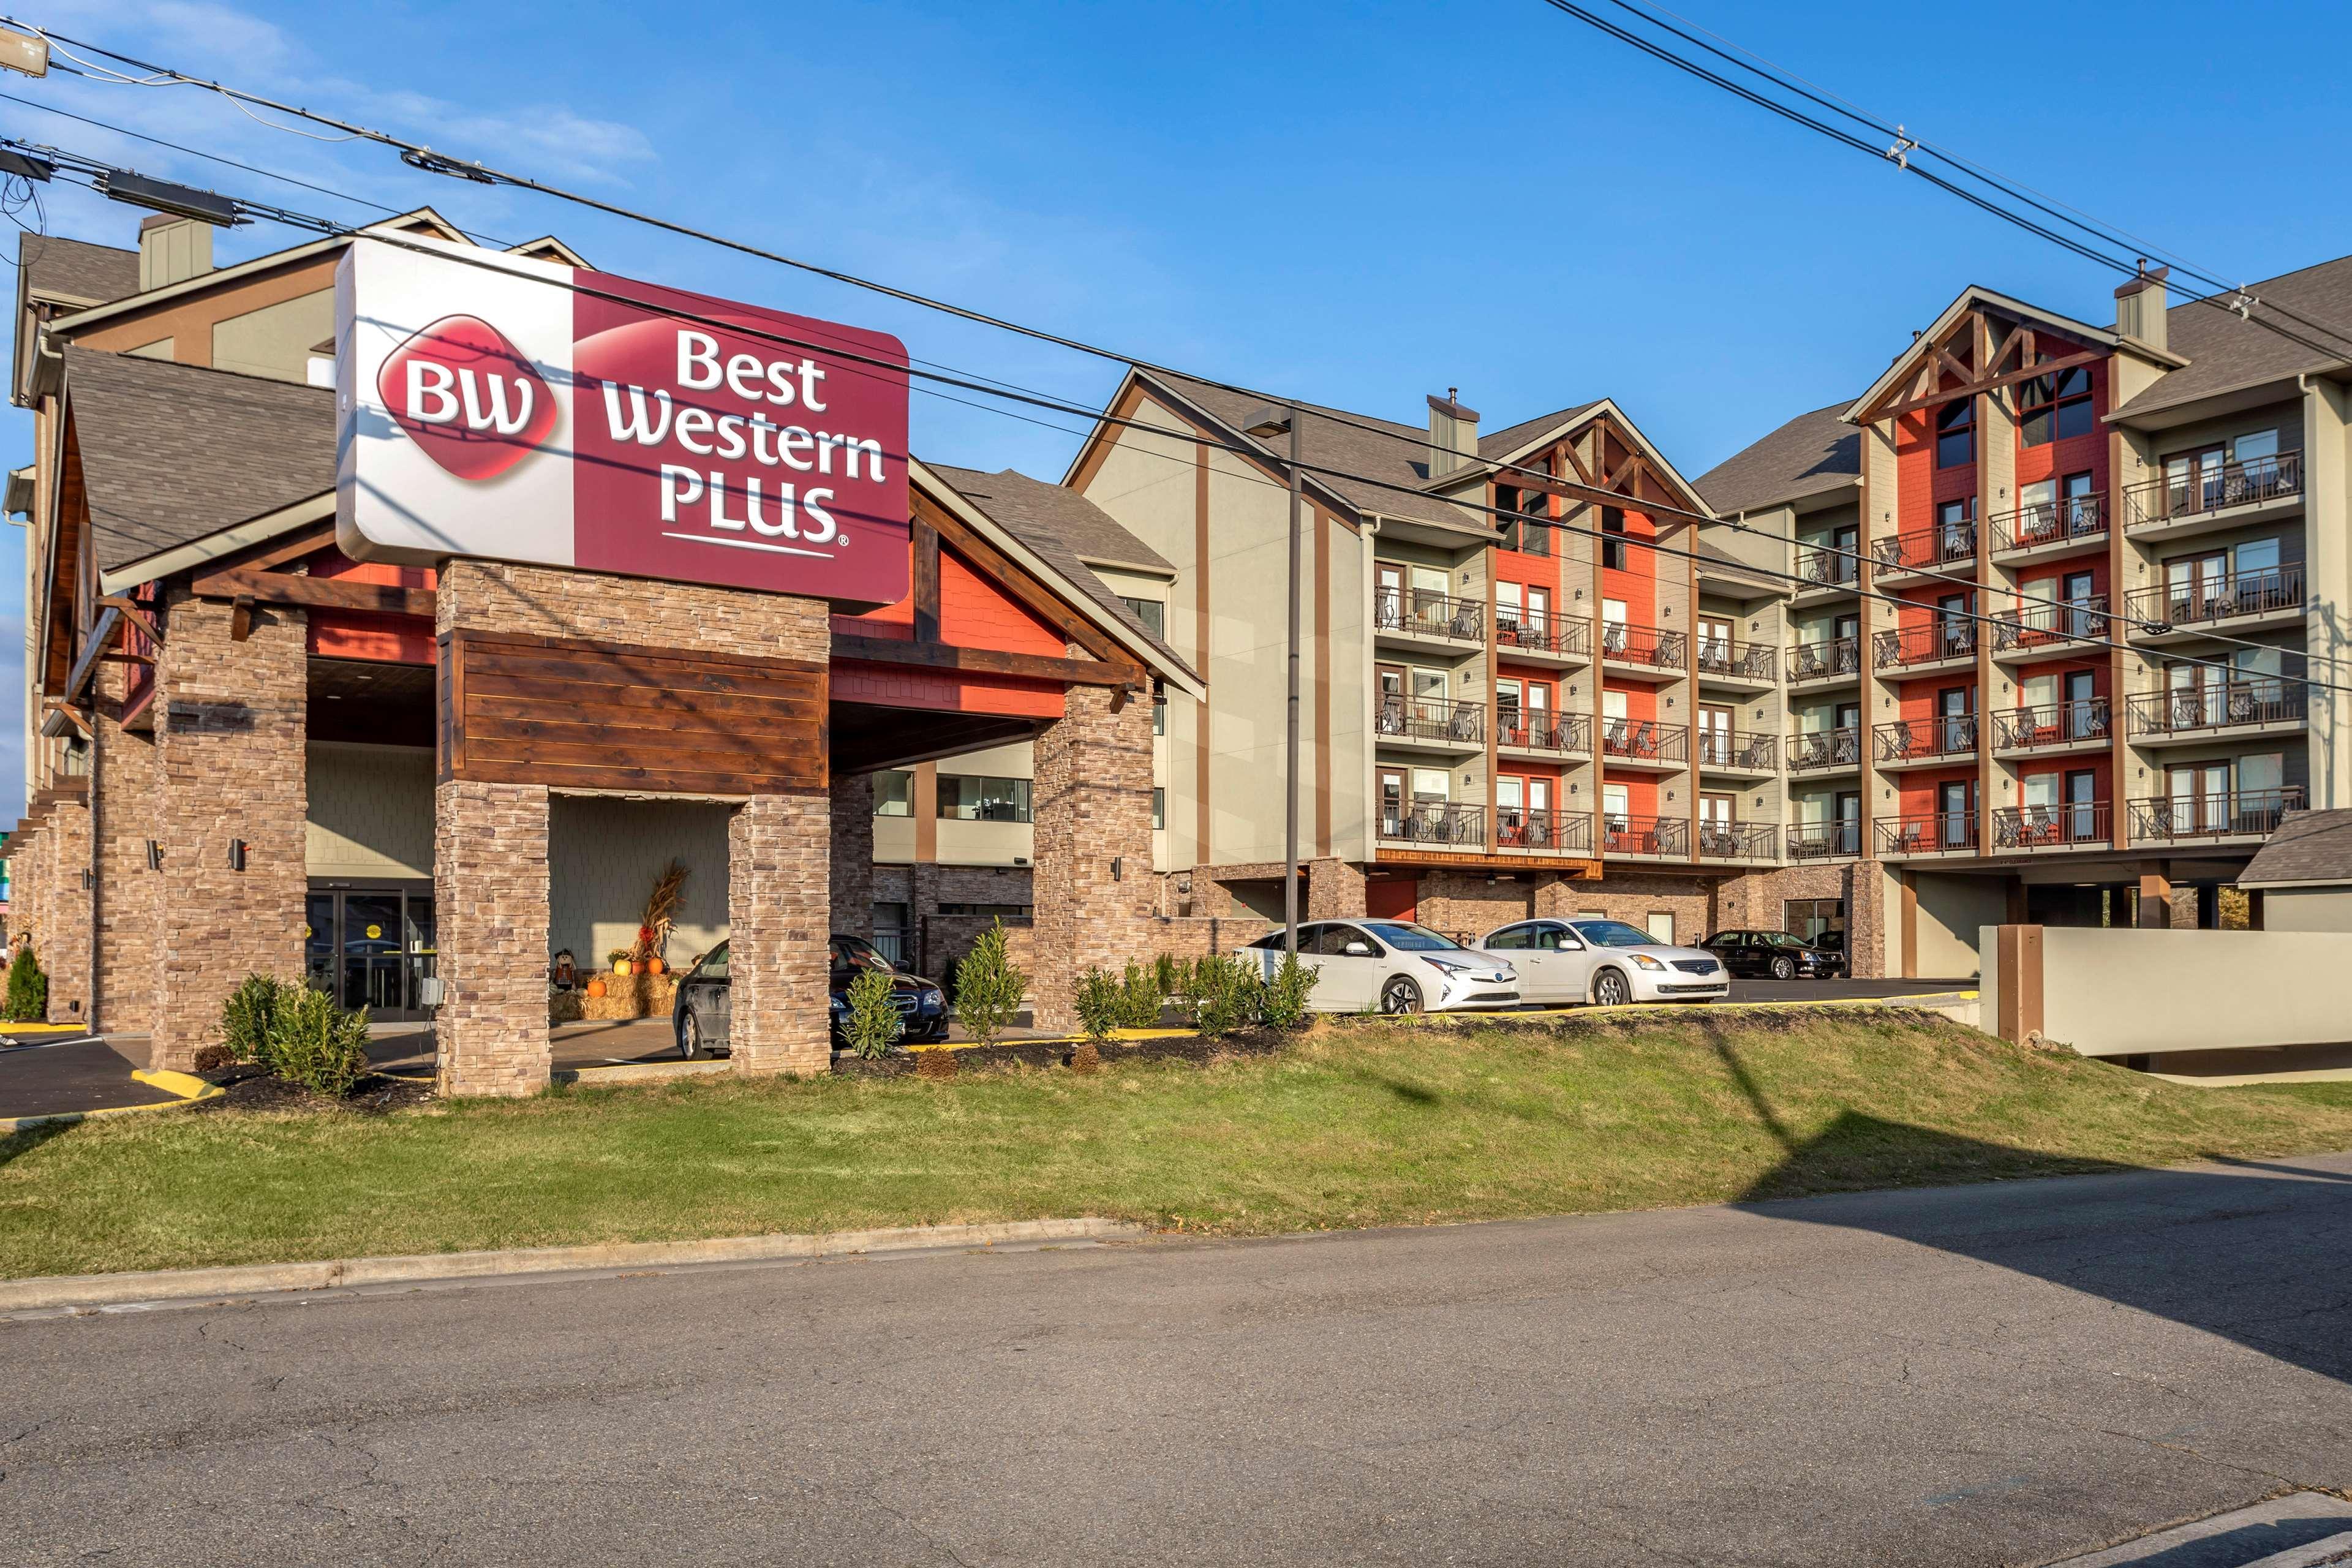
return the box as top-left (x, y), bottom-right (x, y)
top-left (81, 868), bottom-right (93, 889)
top-left (227, 839), bottom-right (247, 872)
top-left (145, 840), bottom-right (160, 870)
top-left (1110, 856), bottom-right (1123, 881)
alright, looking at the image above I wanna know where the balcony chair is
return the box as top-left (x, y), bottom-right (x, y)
top-left (1627, 720), bottom-right (1658, 758)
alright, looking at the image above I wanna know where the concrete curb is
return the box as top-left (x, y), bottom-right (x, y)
top-left (0, 1216), bottom-right (1150, 1312)
top-left (0, 1066), bottom-right (224, 1136)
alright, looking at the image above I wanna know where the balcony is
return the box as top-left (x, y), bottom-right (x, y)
top-left (2127, 680), bottom-right (2306, 743)
top-left (1992, 698), bottom-right (2111, 755)
top-left (1695, 636), bottom-right (1777, 689)
top-left (1871, 518), bottom-right (1976, 582)
top-left (1786, 821), bottom-right (1863, 861)
top-left (1493, 611), bottom-right (1592, 666)
top-left (1991, 596), bottom-right (2109, 661)
top-left (1379, 802), bottom-right (1486, 848)
top-left (1787, 636), bottom-right (1862, 685)
top-left (1600, 621), bottom-right (1686, 681)
top-left (1374, 588), bottom-right (1484, 647)
top-left (1787, 726), bottom-right (1862, 772)
top-left (1794, 545), bottom-right (1860, 595)
top-left (1600, 813), bottom-right (1689, 860)
top-left (2128, 787), bottom-right (2304, 845)
top-left (2125, 451), bottom-right (2302, 535)
top-left (1991, 802), bottom-right (2111, 852)
top-left (1498, 710), bottom-right (1593, 758)
top-left (1601, 718), bottom-right (1688, 772)
top-left (1696, 729), bottom-right (1777, 775)
top-left (1872, 620), bottom-right (1977, 673)
top-left (1874, 714), bottom-right (1977, 767)
top-left (1373, 694), bottom-right (1485, 753)
top-left (1496, 808), bottom-right (1594, 856)
top-left (2122, 564), bottom-right (2304, 640)
top-left (1990, 494), bottom-right (2109, 561)
top-left (1876, 812), bottom-right (1978, 857)
top-left (1697, 821), bottom-right (1779, 863)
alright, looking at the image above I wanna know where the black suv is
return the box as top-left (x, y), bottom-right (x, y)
top-left (1700, 929), bottom-right (1846, 981)
top-left (671, 935), bottom-right (951, 1058)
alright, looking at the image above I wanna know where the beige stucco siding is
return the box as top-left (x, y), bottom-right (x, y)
top-left (306, 742), bottom-right (432, 880)
top-left (546, 796), bottom-right (731, 967)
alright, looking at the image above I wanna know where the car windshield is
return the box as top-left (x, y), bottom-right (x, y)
top-left (831, 937), bottom-right (894, 973)
top-left (1362, 922), bottom-right (1463, 952)
top-left (1572, 920), bottom-right (1658, 949)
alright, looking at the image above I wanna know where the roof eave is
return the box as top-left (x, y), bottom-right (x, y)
top-left (96, 489), bottom-right (334, 597)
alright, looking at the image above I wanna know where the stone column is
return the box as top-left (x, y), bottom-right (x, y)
top-left (1306, 858), bottom-right (1367, 919)
top-left (728, 792), bottom-right (831, 1076)
top-left (829, 771), bottom-right (875, 943)
top-left (151, 589), bottom-right (306, 1070)
top-left (435, 780), bottom-right (551, 1097)
top-left (91, 665), bottom-right (161, 1036)
top-left (40, 800), bottom-right (91, 1028)
top-left (1030, 684), bottom-right (1154, 1032)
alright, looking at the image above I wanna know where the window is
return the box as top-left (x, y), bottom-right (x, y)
top-left (1602, 782), bottom-right (1630, 825)
top-left (1498, 486), bottom-right (1551, 554)
top-left (2233, 428), bottom-right (2279, 466)
top-left (1784, 897), bottom-right (1845, 944)
top-left (938, 902), bottom-right (1033, 918)
top-left (1152, 787), bottom-right (1165, 831)
top-left (1154, 695), bottom-right (1166, 737)
top-left (1412, 767), bottom-right (1449, 802)
top-left (935, 775), bottom-right (1032, 823)
top-left (873, 769), bottom-right (913, 816)
top-left (1936, 398), bottom-right (1975, 468)
top-left (1117, 595), bottom-right (1166, 639)
top-left (1601, 505), bottom-right (1627, 570)
top-left (2019, 364), bottom-right (2094, 446)
top-left (1645, 911), bottom-right (1676, 945)
top-left (1484, 925), bottom-right (1532, 951)
top-left (1496, 581), bottom-right (1523, 636)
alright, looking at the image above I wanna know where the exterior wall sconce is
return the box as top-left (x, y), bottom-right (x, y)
top-left (227, 839), bottom-right (247, 872)
top-left (81, 868), bottom-right (92, 889)
top-left (145, 840), bottom-right (160, 870)
top-left (1110, 856), bottom-right (1123, 881)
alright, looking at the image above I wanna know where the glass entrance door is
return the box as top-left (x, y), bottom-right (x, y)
top-left (305, 886), bottom-right (435, 1022)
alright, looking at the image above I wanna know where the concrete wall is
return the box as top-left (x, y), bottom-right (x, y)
top-left (306, 742), bottom-right (433, 880)
top-left (2260, 884), bottom-right (2352, 932)
top-left (546, 795), bottom-right (733, 970)
top-left (1909, 870), bottom-right (2001, 978)
top-left (1983, 924), bottom-right (2352, 1056)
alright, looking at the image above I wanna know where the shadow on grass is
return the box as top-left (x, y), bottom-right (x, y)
top-left (0, 1118), bottom-right (79, 1169)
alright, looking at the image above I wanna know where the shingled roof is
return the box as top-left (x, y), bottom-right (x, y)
top-left (1693, 402), bottom-right (1860, 516)
top-left (18, 233), bottom-right (140, 306)
top-left (2237, 810), bottom-right (2352, 888)
top-left (2116, 254), bottom-right (2352, 419)
top-left (63, 347), bottom-right (333, 572)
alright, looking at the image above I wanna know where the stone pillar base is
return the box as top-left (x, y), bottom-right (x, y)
top-left (437, 780), bottom-right (552, 1098)
top-left (729, 792), bottom-right (831, 1076)
top-left (1306, 858), bottom-right (1367, 919)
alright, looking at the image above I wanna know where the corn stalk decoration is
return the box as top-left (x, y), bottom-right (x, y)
top-left (637, 859), bottom-right (688, 967)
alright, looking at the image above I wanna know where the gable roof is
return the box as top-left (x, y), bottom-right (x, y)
top-left (2116, 255), bottom-right (2352, 420)
top-left (18, 234), bottom-right (140, 306)
top-left (1694, 402), bottom-right (1860, 516)
top-left (2236, 809), bottom-right (2352, 888)
top-left (1478, 401), bottom-right (1604, 462)
top-left (1841, 284), bottom-right (2157, 425)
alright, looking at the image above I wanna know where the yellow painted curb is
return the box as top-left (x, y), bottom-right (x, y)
top-left (131, 1068), bottom-right (216, 1098)
top-left (0, 1023), bottom-right (94, 1037)
top-left (904, 1026), bottom-right (1195, 1054)
top-left (2, 1069), bottom-right (222, 1136)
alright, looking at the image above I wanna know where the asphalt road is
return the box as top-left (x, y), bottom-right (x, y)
top-left (7, 1154), bottom-right (2349, 1566)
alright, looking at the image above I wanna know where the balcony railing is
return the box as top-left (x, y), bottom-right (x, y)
top-left (1601, 718), bottom-right (1689, 766)
top-left (1875, 812), bottom-right (1979, 855)
top-left (1992, 698), bottom-right (2110, 751)
top-left (1599, 621), bottom-right (1686, 671)
top-left (1374, 695), bottom-right (1485, 745)
top-left (2126, 680), bottom-right (2305, 738)
top-left (1786, 821), bottom-right (1863, 860)
top-left (1992, 802), bottom-right (2111, 850)
top-left (1496, 809), bottom-right (1593, 854)
top-left (1992, 595), bottom-right (2109, 654)
top-left (1697, 821), bottom-right (1777, 861)
top-left (2128, 787), bottom-right (2304, 843)
top-left (2125, 450), bottom-right (2302, 527)
top-left (1874, 714), bottom-right (1978, 763)
top-left (1991, 493), bottom-right (2108, 554)
top-left (1872, 620), bottom-right (1978, 669)
top-left (2122, 564), bottom-right (2304, 631)
top-left (1787, 727), bottom-right (1862, 771)
top-left (1695, 729), bottom-right (1777, 771)
top-left (1379, 802), bottom-right (1487, 846)
top-left (1498, 710), bottom-right (1593, 755)
top-left (1600, 814), bottom-right (1690, 859)
top-left (1787, 636), bottom-right (1862, 682)
top-left (1493, 611), bottom-right (1592, 660)
top-left (1872, 518), bottom-right (1977, 575)
top-left (1795, 545), bottom-right (1859, 590)
top-left (1695, 636), bottom-right (1777, 683)
top-left (1374, 588), bottom-right (1485, 643)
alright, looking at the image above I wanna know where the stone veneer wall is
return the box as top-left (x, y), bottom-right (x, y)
top-left (728, 793), bottom-right (831, 1075)
top-left (829, 772), bottom-right (875, 943)
top-left (1028, 682), bottom-right (1155, 1031)
top-left (437, 780), bottom-right (551, 1096)
top-left (35, 802), bottom-right (91, 1025)
top-left (92, 663), bottom-right (160, 1036)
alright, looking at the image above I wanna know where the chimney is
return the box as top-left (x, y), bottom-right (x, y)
top-left (1426, 388), bottom-right (1479, 478)
top-left (2114, 263), bottom-right (2169, 353)
top-left (137, 214), bottom-right (214, 291)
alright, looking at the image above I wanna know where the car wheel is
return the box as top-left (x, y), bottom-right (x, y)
top-left (1770, 954), bottom-right (1796, 981)
top-left (1593, 968), bottom-right (1632, 1008)
top-left (1379, 976), bottom-right (1424, 1015)
top-left (678, 1008), bottom-right (703, 1060)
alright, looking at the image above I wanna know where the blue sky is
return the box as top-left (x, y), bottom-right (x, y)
top-left (2, 0), bottom-right (2348, 810)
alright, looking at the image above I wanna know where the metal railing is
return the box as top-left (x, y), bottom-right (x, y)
top-left (1875, 812), bottom-right (1979, 855)
top-left (2128, 787), bottom-right (2304, 842)
top-left (1600, 814), bottom-right (1690, 859)
top-left (1787, 727), bottom-right (1863, 771)
top-left (1695, 637), bottom-right (1778, 683)
top-left (1493, 611), bottom-right (1592, 660)
top-left (1993, 698), bottom-right (2110, 750)
top-left (2126, 680), bottom-right (2305, 737)
top-left (1374, 588), bottom-right (1485, 643)
top-left (1872, 518), bottom-right (1977, 575)
top-left (1874, 714), bottom-right (1978, 763)
top-left (1787, 636), bottom-right (1861, 682)
top-left (1695, 729), bottom-right (1777, 771)
top-left (2122, 564), bottom-right (2304, 631)
top-left (1991, 493), bottom-right (2108, 554)
top-left (1497, 710), bottom-right (1593, 755)
top-left (1795, 544), bottom-right (1859, 589)
top-left (1993, 594), bottom-right (2109, 653)
top-left (1992, 802), bottom-right (2111, 850)
top-left (1872, 620), bottom-right (1978, 669)
top-left (1378, 802), bottom-right (1487, 846)
top-left (1495, 809), bottom-right (1593, 854)
top-left (2125, 450), bottom-right (2302, 526)
top-left (1373, 695), bottom-right (1485, 746)
top-left (1599, 620), bottom-right (1687, 671)
top-left (1786, 821), bottom-right (1863, 860)
top-left (1697, 821), bottom-right (1778, 861)
top-left (1600, 718), bottom-right (1689, 765)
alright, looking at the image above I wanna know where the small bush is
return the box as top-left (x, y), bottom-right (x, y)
top-left (842, 967), bottom-right (902, 1060)
top-left (1260, 952), bottom-right (1320, 1033)
top-left (1152, 953), bottom-right (1182, 1000)
top-left (1074, 966), bottom-right (1123, 1044)
top-left (221, 972), bottom-right (286, 1066)
top-left (266, 984), bottom-right (371, 1098)
top-left (4, 942), bottom-right (47, 1023)
top-left (190, 1043), bottom-right (232, 1075)
top-left (1186, 953), bottom-right (1265, 1038)
top-left (954, 919), bottom-right (1027, 1048)
top-left (1117, 961), bottom-right (1164, 1030)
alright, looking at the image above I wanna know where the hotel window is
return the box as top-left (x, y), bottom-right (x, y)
top-left (2019, 364), bottom-right (2094, 447)
top-left (1152, 788), bottom-right (1165, 831)
top-left (1601, 505), bottom-right (1627, 570)
top-left (1936, 398), bottom-right (1975, 469)
top-left (935, 775), bottom-right (1032, 823)
top-left (873, 769), bottom-right (913, 816)
top-left (1118, 595), bottom-right (1166, 639)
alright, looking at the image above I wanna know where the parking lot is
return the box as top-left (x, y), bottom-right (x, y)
top-left (1724, 976), bottom-right (1975, 1003)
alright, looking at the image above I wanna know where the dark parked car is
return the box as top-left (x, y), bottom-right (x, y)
top-left (671, 934), bottom-right (951, 1058)
top-left (1700, 929), bottom-right (1847, 981)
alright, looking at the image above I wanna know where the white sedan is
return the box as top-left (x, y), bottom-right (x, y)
top-left (1246, 920), bottom-right (1520, 1014)
top-left (1476, 918), bottom-right (1728, 1007)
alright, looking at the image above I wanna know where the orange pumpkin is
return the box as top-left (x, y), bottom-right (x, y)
top-left (585, 978), bottom-right (608, 998)
top-left (646, 957), bottom-right (666, 976)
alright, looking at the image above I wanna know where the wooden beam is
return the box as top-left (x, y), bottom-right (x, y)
top-left (94, 595), bottom-right (162, 647)
top-left (192, 566), bottom-right (437, 617)
top-left (1875, 347), bottom-right (2103, 421)
top-left (229, 595), bottom-right (252, 643)
top-left (832, 632), bottom-right (1145, 690)
top-left (215, 522), bottom-right (339, 577)
top-left (911, 520), bottom-right (941, 644)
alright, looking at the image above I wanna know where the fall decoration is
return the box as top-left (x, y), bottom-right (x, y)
top-left (636, 860), bottom-right (689, 968)
top-left (586, 978), bottom-right (608, 999)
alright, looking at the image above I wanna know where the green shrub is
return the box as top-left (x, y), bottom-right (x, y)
top-left (1152, 953), bottom-right (1182, 1000)
top-left (1260, 951), bottom-right (1319, 1033)
top-left (842, 967), bottom-right (902, 1060)
top-left (1074, 966), bottom-right (1123, 1044)
top-left (1185, 952), bottom-right (1265, 1038)
top-left (4, 942), bottom-right (47, 1023)
top-left (266, 984), bottom-right (371, 1098)
top-left (954, 918), bottom-right (1027, 1048)
top-left (221, 972), bottom-right (286, 1066)
top-left (1117, 960), bottom-right (1163, 1030)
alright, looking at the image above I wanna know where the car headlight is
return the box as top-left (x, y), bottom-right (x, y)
top-left (1629, 954), bottom-right (1667, 971)
top-left (829, 995), bottom-right (848, 1013)
top-left (919, 988), bottom-right (944, 1009)
top-left (1423, 956), bottom-right (1474, 975)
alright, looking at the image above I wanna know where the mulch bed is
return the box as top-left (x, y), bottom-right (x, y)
top-left (192, 1063), bottom-right (436, 1116)
top-left (831, 1030), bottom-right (1290, 1077)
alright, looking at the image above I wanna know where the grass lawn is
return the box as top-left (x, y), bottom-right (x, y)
top-left (6, 1008), bottom-right (2352, 1280)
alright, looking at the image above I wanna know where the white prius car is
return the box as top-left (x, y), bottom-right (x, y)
top-left (1475, 918), bottom-right (1728, 1007)
top-left (1245, 920), bottom-right (1520, 1014)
